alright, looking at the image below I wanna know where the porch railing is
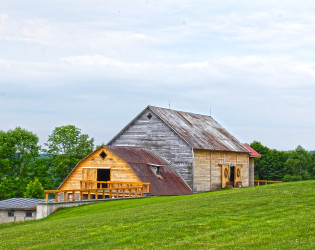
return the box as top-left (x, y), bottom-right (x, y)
top-left (44, 181), bottom-right (150, 203)
top-left (254, 180), bottom-right (282, 186)
top-left (80, 180), bottom-right (150, 193)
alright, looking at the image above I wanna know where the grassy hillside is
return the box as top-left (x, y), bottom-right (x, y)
top-left (1, 181), bottom-right (314, 249)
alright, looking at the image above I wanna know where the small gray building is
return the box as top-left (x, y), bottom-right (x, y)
top-left (0, 198), bottom-right (45, 223)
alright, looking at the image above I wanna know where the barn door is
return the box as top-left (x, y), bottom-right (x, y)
top-left (82, 168), bottom-right (97, 188)
top-left (234, 166), bottom-right (242, 187)
top-left (221, 165), bottom-right (229, 188)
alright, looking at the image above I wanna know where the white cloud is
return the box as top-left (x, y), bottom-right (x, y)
top-left (1, 1), bottom-right (315, 150)
top-left (204, 10), bottom-right (315, 49)
top-left (0, 13), bottom-right (59, 45)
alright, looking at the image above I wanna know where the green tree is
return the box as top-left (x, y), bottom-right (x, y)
top-left (250, 141), bottom-right (288, 180)
top-left (44, 125), bottom-right (94, 187)
top-left (0, 127), bottom-right (40, 198)
top-left (28, 157), bottom-right (55, 190)
top-left (0, 177), bottom-right (18, 200)
top-left (24, 177), bottom-right (44, 198)
top-left (284, 145), bottom-right (314, 181)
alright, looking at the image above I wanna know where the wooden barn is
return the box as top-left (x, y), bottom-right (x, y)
top-left (109, 106), bottom-right (260, 192)
top-left (59, 145), bottom-right (192, 196)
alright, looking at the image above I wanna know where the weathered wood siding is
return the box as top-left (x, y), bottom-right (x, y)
top-left (193, 149), bottom-right (250, 191)
top-left (110, 108), bottom-right (194, 188)
top-left (59, 148), bottom-right (140, 190)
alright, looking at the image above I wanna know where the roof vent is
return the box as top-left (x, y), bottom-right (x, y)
top-left (99, 151), bottom-right (107, 160)
top-left (147, 163), bottom-right (164, 179)
top-left (147, 113), bottom-right (152, 119)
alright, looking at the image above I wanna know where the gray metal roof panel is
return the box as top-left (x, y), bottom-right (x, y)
top-left (0, 198), bottom-right (48, 211)
top-left (149, 106), bottom-right (249, 153)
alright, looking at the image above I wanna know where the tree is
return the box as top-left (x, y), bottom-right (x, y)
top-left (0, 127), bottom-right (40, 198)
top-left (250, 141), bottom-right (288, 181)
top-left (0, 177), bottom-right (18, 200)
top-left (28, 157), bottom-right (55, 190)
top-left (24, 178), bottom-right (44, 198)
top-left (284, 145), bottom-right (314, 181)
top-left (44, 125), bottom-right (94, 187)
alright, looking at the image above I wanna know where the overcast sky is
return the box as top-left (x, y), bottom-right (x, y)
top-left (1, 0), bottom-right (314, 151)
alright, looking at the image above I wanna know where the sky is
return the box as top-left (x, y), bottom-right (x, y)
top-left (0, 0), bottom-right (315, 151)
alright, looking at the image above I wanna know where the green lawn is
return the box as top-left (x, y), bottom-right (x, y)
top-left (1, 181), bottom-right (314, 249)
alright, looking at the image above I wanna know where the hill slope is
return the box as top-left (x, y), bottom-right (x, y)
top-left (1, 181), bottom-right (314, 249)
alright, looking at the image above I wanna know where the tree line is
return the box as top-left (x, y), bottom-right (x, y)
top-left (0, 126), bottom-right (314, 200)
top-left (0, 125), bottom-right (95, 200)
top-left (250, 141), bottom-right (315, 181)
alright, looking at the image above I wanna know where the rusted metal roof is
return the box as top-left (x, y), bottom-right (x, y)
top-left (149, 106), bottom-right (249, 153)
top-left (243, 144), bottom-right (261, 158)
top-left (0, 198), bottom-right (48, 211)
top-left (104, 146), bottom-right (193, 196)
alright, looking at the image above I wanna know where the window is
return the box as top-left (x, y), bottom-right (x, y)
top-left (26, 211), bottom-right (32, 217)
top-left (8, 211), bottom-right (14, 217)
top-left (99, 151), bottom-right (107, 160)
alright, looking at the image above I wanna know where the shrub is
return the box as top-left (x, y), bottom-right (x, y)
top-left (282, 174), bottom-right (302, 182)
top-left (24, 178), bottom-right (44, 198)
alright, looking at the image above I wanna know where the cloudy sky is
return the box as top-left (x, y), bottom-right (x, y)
top-left (1, 0), bottom-right (314, 150)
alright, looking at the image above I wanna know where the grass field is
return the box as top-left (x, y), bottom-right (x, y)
top-left (0, 181), bottom-right (314, 249)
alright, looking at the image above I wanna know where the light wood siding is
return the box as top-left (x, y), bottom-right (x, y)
top-left (110, 109), bottom-right (194, 188)
top-left (193, 150), bottom-right (250, 191)
top-left (249, 158), bottom-right (255, 187)
top-left (193, 150), bottom-right (211, 191)
top-left (59, 148), bottom-right (140, 190)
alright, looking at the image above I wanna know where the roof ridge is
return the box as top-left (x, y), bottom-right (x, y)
top-left (148, 105), bottom-right (213, 118)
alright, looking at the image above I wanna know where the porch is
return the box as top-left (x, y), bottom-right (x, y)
top-left (45, 181), bottom-right (150, 203)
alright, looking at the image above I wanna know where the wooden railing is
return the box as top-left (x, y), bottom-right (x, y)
top-left (80, 180), bottom-right (150, 193)
top-left (44, 181), bottom-right (150, 203)
top-left (255, 180), bottom-right (282, 186)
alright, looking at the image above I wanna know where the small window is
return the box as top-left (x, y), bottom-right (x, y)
top-left (147, 113), bottom-right (152, 119)
top-left (8, 211), bottom-right (14, 217)
top-left (26, 211), bottom-right (32, 217)
top-left (99, 151), bottom-right (107, 160)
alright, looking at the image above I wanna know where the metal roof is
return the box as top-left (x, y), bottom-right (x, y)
top-left (0, 198), bottom-right (47, 211)
top-left (104, 146), bottom-right (193, 196)
top-left (243, 144), bottom-right (261, 158)
top-left (148, 106), bottom-right (250, 153)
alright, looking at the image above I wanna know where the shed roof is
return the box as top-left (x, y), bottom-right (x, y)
top-left (0, 198), bottom-right (47, 211)
top-left (104, 146), bottom-right (193, 196)
top-left (243, 144), bottom-right (261, 158)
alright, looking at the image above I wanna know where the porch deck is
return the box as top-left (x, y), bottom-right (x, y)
top-left (45, 181), bottom-right (150, 203)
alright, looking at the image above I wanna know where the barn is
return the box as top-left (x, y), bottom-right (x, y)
top-left (109, 105), bottom-right (260, 192)
top-left (57, 105), bottom-right (260, 198)
top-left (59, 145), bottom-right (192, 196)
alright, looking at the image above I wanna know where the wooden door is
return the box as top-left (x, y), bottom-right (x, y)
top-left (234, 166), bottom-right (242, 187)
top-left (82, 168), bottom-right (97, 188)
top-left (221, 165), bottom-right (229, 188)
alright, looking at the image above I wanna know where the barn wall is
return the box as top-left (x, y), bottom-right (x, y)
top-left (109, 108), bottom-right (194, 188)
top-left (193, 150), bottom-right (250, 192)
top-left (249, 158), bottom-right (255, 187)
top-left (59, 148), bottom-right (140, 190)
